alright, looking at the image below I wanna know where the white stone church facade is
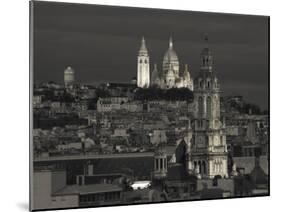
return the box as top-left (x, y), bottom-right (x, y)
top-left (137, 37), bottom-right (193, 90)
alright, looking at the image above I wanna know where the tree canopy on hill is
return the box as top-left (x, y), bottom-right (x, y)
top-left (227, 100), bottom-right (265, 115)
top-left (34, 90), bottom-right (75, 103)
top-left (95, 88), bottom-right (111, 98)
top-left (134, 87), bottom-right (194, 102)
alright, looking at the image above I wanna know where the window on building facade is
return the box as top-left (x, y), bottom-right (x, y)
top-left (220, 136), bottom-right (223, 146)
top-left (207, 80), bottom-right (211, 88)
top-left (207, 96), bottom-right (211, 117)
top-left (198, 96), bottom-right (204, 116)
top-left (202, 161), bottom-right (207, 174)
top-left (199, 80), bottom-right (203, 88)
top-left (156, 159), bottom-right (159, 170)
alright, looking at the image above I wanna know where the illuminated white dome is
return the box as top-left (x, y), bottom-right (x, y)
top-left (163, 37), bottom-right (179, 76)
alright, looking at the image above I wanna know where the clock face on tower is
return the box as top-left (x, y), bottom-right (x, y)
top-left (214, 135), bottom-right (220, 146)
top-left (197, 136), bottom-right (205, 148)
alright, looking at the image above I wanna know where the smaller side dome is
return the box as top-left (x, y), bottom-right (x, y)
top-left (151, 63), bottom-right (159, 82)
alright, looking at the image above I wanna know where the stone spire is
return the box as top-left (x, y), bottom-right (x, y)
top-left (139, 36), bottom-right (148, 55)
top-left (200, 34), bottom-right (213, 72)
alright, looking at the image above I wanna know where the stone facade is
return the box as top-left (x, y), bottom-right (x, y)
top-left (190, 38), bottom-right (228, 179)
top-left (137, 37), bottom-right (193, 90)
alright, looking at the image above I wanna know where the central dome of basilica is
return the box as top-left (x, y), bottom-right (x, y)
top-left (162, 37), bottom-right (179, 76)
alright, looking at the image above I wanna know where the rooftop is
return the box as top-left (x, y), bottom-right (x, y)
top-left (53, 183), bottom-right (122, 196)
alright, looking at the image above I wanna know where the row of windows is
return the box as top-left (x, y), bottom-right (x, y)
top-left (194, 160), bottom-right (207, 174)
top-left (79, 192), bottom-right (120, 203)
top-left (155, 158), bottom-right (167, 170)
top-left (213, 161), bottom-right (224, 173)
top-left (199, 80), bottom-right (211, 88)
top-left (202, 58), bottom-right (212, 66)
top-left (139, 59), bottom-right (148, 64)
top-left (193, 159), bottom-right (225, 175)
top-left (198, 80), bottom-right (218, 89)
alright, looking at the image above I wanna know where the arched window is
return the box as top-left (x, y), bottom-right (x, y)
top-left (205, 135), bottom-right (209, 145)
top-left (202, 161), bottom-right (206, 174)
top-left (156, 159), bottom-right (159, 170)
top-left (144, 59), bottom-right (147, 64)
top-left (207, 80), bottom-right (211, 88)
top-left (220, 136), bottom-right (223, 146)
top-left (139, 59), bottom-right (142, 63)
top-left (199, 80), bottom-right (203, 88)
top-left (198, 97), bottom-right (204, 116)
top-left (207, 96), bottom-right (211, 117)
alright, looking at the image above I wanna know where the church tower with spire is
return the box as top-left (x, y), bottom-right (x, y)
top-left (137, 37), bottom-right (150, 88)
top-left (191, 35), bottom-right (228, 178)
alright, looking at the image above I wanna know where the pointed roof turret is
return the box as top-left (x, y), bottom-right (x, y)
top-left (153, 63), bottom-right (157, 71)
top-left (139, 36), bottom-right (148, 54)
top-left (183, 64), bottom-right (190, 79)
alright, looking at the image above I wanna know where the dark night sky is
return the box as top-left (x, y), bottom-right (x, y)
top-left (33, 1), bottom-right (269, 109)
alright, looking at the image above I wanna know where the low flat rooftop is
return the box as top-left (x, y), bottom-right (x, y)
top-left (34, 152), bottom-right (155, 162)
top-left (53, 183), bottom-right (122, 196)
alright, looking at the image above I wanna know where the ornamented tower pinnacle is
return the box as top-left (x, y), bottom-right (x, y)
top-left (200, 34), bottom-right (213, 72)
top-left (137, 36), bottom-right (150, 88)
